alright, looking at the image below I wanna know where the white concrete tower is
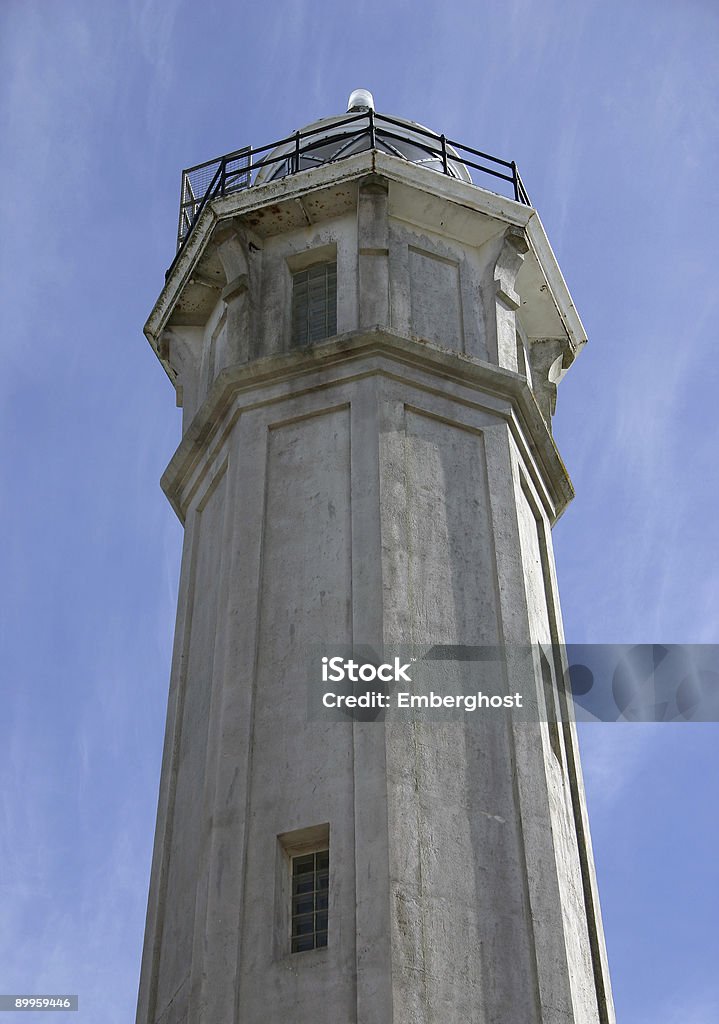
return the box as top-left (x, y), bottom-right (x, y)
top-left (137, 91), bottom-right (615, 1024)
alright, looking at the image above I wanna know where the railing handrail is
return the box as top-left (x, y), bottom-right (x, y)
top-left (181, 111), bottom-right (371, 177)
top-left (170, 111), bottom-right (531, 275)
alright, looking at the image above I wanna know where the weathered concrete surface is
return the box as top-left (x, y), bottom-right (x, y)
top-left (136, 150), bottom-right (614, 1024)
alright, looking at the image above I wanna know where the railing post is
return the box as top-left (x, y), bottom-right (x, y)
top-left (511, 161), bottom-right (519, 202)
top-left (368, 108), bottom-right (376, 149)
top-left (518, 172), bottom-right (531, 207)
top-left (294, 131), bottom-right (301, 174)
top-left (440, 134), bottom-right (448, 175)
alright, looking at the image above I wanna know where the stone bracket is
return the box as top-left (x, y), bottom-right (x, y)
top-left (494, 226), bottom-right (529, 306)
top-left (528, 338), bottom-right (565, 422)
top-left (216, 225), bottom-right (249, 284)
top-left (221, 274), bottom-right (249, 303)
top-left (482, 226), bottom-right (530, 371)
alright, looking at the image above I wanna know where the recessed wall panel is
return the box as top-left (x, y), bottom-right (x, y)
top-left (409, 246), bottom-right (463, 350)
top-left (238, 406), bottom-right (356, 1023)
top-left (388, 410), bottom-right (538, 1023)
top-left (155, 469), bottom-right (227, 1019)
top-left (404, 409), bottom-right (496, 644)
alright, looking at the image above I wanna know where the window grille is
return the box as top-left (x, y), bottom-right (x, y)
top-left (292, 263), bottom-right (337, 345)
top-left (291, 850), bottom-right (329, 952)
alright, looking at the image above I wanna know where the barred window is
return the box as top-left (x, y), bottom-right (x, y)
top-left (291, 850), bottom-right (329, 952)
top-left (292, 262), bottom-right (337, 345)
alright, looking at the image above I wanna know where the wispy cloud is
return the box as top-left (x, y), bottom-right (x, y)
top-left (638, 992), bottom-right (719, 1024)
top-left (578, 722), bottom-right (661, 808)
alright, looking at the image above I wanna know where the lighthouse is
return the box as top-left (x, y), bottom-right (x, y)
top-left (136, 90), bottom-right (615, 1024)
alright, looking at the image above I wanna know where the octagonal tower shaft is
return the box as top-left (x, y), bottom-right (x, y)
top-left (137, 129), bottom-right (614, 1024)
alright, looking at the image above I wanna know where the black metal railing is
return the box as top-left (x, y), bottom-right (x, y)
top-left (172, 110), bottom-right (531, 272)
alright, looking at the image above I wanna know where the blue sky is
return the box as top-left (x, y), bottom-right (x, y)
top-left (1, 1), bottom-right (717, 1021)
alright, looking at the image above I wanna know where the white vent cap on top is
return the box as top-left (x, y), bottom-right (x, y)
top-left (347, 89), bottom-right (375, 113)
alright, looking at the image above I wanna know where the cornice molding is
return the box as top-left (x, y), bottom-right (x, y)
top-left (160, 328), bottom-right (574, 523)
